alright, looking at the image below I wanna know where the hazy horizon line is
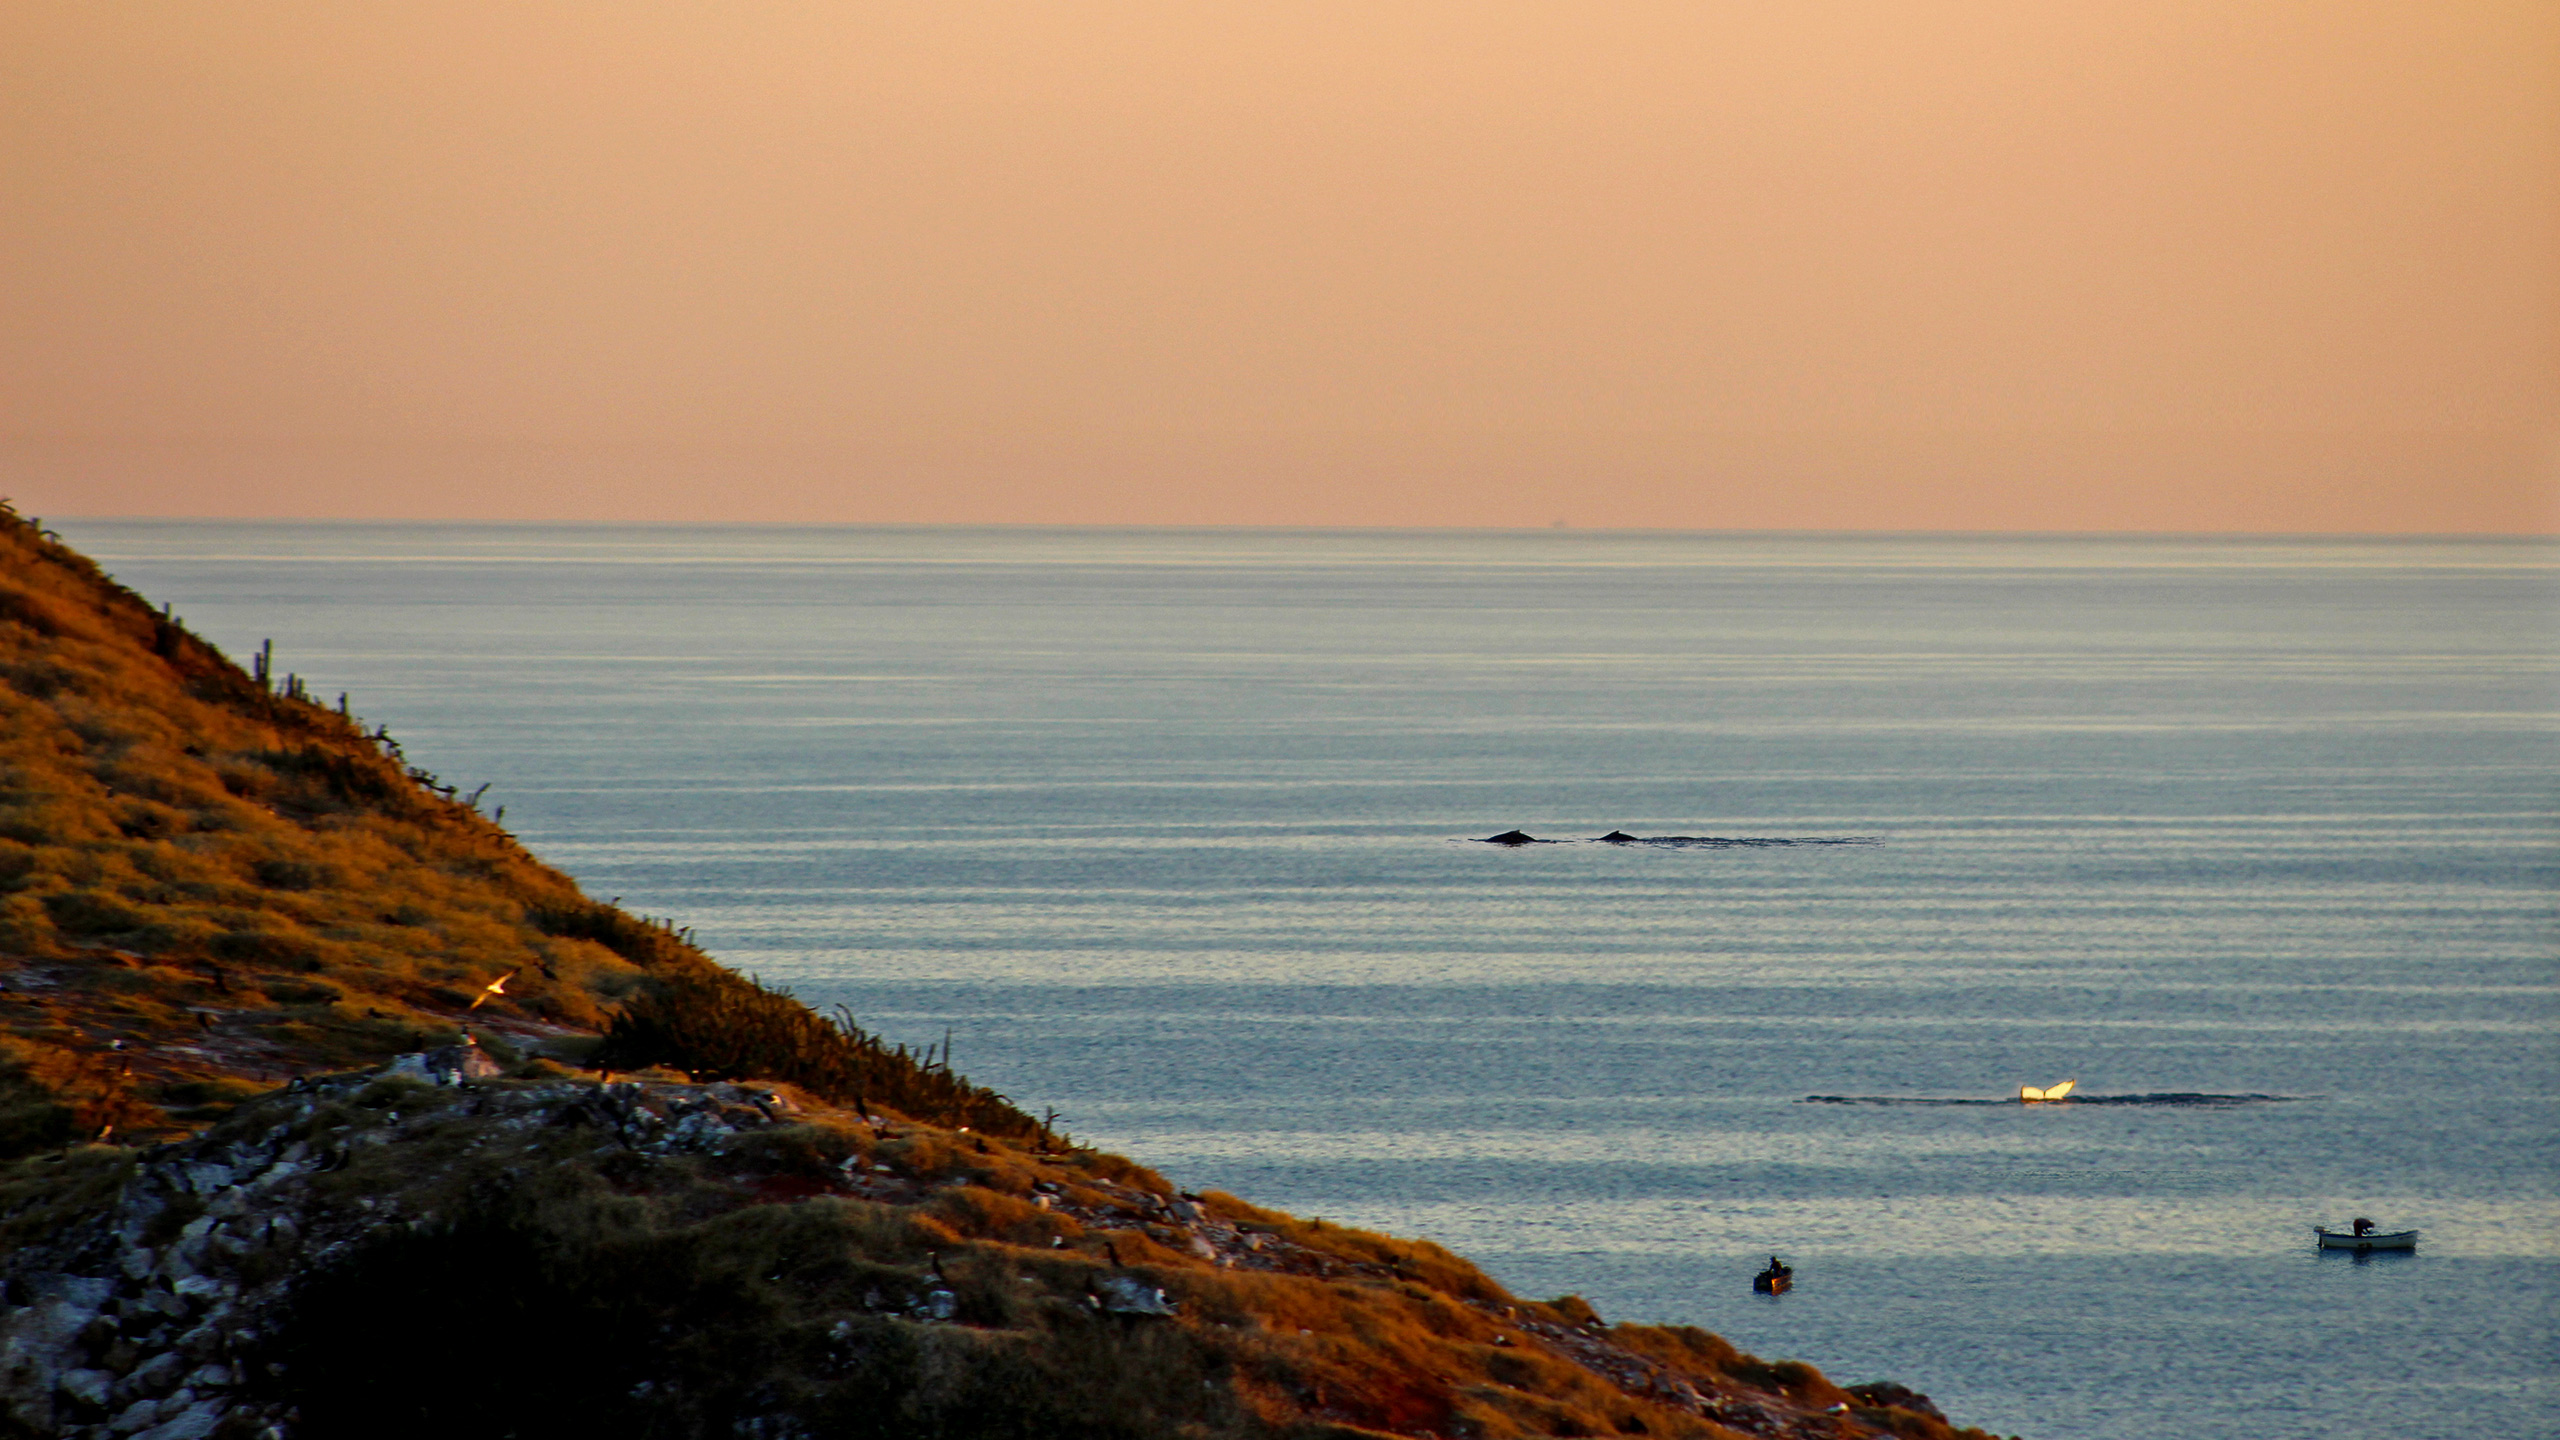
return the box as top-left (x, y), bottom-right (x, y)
top-left (38, 514), bottom-right (2559, 542)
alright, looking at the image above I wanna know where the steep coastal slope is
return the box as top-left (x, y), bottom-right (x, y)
top-left (0, 506), bottom-right (1014, 1152)
top-left (0, 509), bottom-right (2001, 1440)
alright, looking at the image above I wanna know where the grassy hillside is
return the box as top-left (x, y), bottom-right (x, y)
top-left (0, 501), bottom-right (1020, 1152)
top-left (0, 508), bottom-right (2002, 1440)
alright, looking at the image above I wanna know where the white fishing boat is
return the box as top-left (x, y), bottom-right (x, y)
top-left (2315, 1224), bottom-right (2418, 1252)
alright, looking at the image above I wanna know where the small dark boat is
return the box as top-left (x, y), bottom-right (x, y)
top-left (1752, 1259), bottom-right (1793, 1294)
top-left (2315, 1218), bottom-right (2417, 1253)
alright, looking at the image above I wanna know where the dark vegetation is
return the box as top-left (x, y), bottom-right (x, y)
top-left (272, 1199), bottom-right (1249, 1440)
top-left (597, 970), bottom-right (1037, 1140)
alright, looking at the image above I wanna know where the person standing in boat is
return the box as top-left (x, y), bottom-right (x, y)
top-left (1753, 1256), bottom-right (1794, 1293)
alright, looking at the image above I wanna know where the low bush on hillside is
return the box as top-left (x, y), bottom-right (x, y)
top-left (595, 969), bottom-right (1040, 1141)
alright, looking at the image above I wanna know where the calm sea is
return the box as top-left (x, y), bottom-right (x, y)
top-left (60, 521), bottom-right (2559, 1440)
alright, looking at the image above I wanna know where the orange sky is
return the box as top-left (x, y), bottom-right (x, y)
top-left (4, 2), bottom-right (2555, 531)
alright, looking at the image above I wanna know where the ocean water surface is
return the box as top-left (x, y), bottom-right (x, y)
top-left (61, 521), bottom-right (2559, 1440)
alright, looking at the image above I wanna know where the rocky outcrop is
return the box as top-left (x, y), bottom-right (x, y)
top-left (2, 1071), bottom-right (1990, 1440)
top-left (373, 1036), bottom-right (503, 1087)
top-left (0, 1072), bottom-right (832, 1439)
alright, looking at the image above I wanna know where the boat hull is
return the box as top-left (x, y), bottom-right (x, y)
top-left (2314, 1228), bottom-right (2417, 1252)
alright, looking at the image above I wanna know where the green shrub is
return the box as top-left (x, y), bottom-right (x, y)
top-left (251, 856), bottom-right (337, 891)
top-left (41, 888), bottom-right (148, 935)
top-left (528, 897), bottom-right (698, 968)
top-left (251, 743), bottom-right (412, 812)
top-left (595, 971), bottom-right (1037, 1140)
top-left (0, 1057), bottom-right (78, 1156)
top-left (263, 977), bottom-right (344, 1005)
top-left (211, 927), bottom-right (322, 968)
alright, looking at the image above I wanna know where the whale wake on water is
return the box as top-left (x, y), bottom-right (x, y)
top-left (1801, 1092), bottom-right (2309, 1109)
top-left (1475, 829), bottom-right (1882, 847)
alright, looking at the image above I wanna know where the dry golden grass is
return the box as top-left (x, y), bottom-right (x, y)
top-left (0, 502), bottom-right (1024, 1152)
